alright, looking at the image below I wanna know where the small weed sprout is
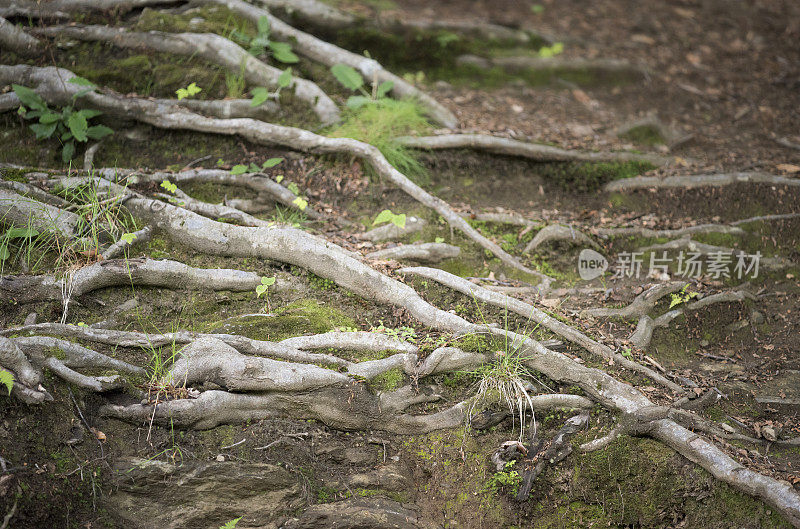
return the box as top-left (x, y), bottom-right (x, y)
top-left (373, 209), bottom-right (406, 229)
top-left (256, 276), bottom-right (276, 313)
top-left (175, 82), bottom-right (202, 100)
top-left (0, 368), bottom-right (13, 395)
top-left (251, 67), bottom-right (292, 106)
top-left (485, 461), bottom-right (522, 495)
top-left (219, 518), bottom-right (241, 529)
top-left (232, 15), bottom-right (298, 63)
top-left (669, 284), bottom-right (699, 308)
top-left (231, 157), bottom-right (283, 175)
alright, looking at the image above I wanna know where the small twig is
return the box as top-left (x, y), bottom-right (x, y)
top-left (183, 154), bottom-right (214, 168)
top-left (220, 438), bottom-right (246, 450)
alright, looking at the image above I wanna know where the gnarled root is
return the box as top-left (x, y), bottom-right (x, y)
top-left (524, 224), bottom-right (599, 253)
top-left (604, 171), bottom-right (800, 192)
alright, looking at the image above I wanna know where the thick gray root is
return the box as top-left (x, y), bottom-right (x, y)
top-left (152, 97), bottom-right (280, 121)
top-left (0, 178), bottom-right (73, 209)
top-left (156, 188), bottom-right (273, 228)
top-left (604, 172), bottom-right (800, 192)
top-left (400, 266), bottom-right (683, 393)
top-left (397, 133), bottom-right (668, 166)
top-left (279, 332), bottom-right (418, 355)
top-left (457, 55), bottom-right (650, 83)
top-left (0, 258), bottom-right (266, 303)
top-left (583, 282), bottom-right (686, 319)
top-left (366, 242), bottom-right (461, 263)
top-left (0, 16), bottom-right (43, 57)
top-left (196, 0), bottom-right (458, 128)
top-left (0, 187), bottom-right (81, 239)
top-left (0, 336), bottom-right (41, 387)
top-left (524, 224), bottom-right (599, 253)
top-left (11, 335), bottom-right (145, 375)
top-left (1, 65), bottom-right (544, 281)
top-left (33, 25), bottom-right (339, 124)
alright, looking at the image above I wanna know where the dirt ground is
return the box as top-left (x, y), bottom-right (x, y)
top-left (1, 0), bottom-right (799, 527)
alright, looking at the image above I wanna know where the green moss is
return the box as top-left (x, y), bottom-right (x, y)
top-left (0, 167), bottom-right (30, 182)
top-left (370, 367), bottom-right (403, 391)
top-left (208, 299), bottom-right (355, 341)
top-left (537, 160), bottom-right (656, 193)
top-left (619, 124), bottom-right (666, 145)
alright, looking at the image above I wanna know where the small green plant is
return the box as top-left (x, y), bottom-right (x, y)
top-left (436, 31), bottom-right (460, 48)
top-left (160, 179), bottom-right (178, 193)
top-left (231, 157), bottom-right (283, 175)
top-left (250, 67), bottom-right (293, 106)
top-left (373, 209), bottom-right (406, 229)
top-left (372, 321), bottom-right (417, 342)
top-left (538, 42), bottom-right (564, 58)
top-left (220, 518), bottom-right (241, 529)
top-left (256, 276), bottom-right (276, 312)
top-left (327, 98), bottom-right (430, 178)
top-left (621, 346), bottom-right (633, 359)
top-left (13, 77), bottom-right (113, 162)
top-left (485, 461), bottom-right (522, 495)
top-left (270, 205), bottom-right (307, 227)
top-left (669, 284), bottom-right (699, 308)
top-left (0, 368), bottom-right (13, 395)
top-left (175, 82), bottom-right (202, 100)
top-left (233, 15), bottom-right (298, 63)
top-left (530, 4), bottom-right (544, 14)
top-left (330, 63), bottom-right (394, 109)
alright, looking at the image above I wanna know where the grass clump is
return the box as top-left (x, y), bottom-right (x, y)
top-left (327, 99), bottom-right (431, 180)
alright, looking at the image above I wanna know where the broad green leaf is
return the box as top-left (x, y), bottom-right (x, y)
top-left (263, 157), bottom-right (283, 168)
top-left (346, 95), bottom-right (371, 109)
top-left (120, 232), bottom-right (138, 244)
top-left (77, 108), bottom-right (102, 119)
top-left (330, 64), bottom-right (363, 91)
top-left (61, 131), bottom-right (73, 141)
top-left (186, 82), bottom-right (202, 96)
top-left (39, 112), bottom-right (60, 125)
top-left (376, 80), bottom-right (394, 98)
top-left (292, 197), bottom-right (308, 210)
top-left (61, 141), bottom-right (75, 162)
top-left (231, 164), bottom-right (248, 175)
top-left (73, 88), bottom-right (93, 99)
top-left (160, 180), bottom-right (178, 193)
top-left (67, 111), bottom-right (88, 142)
top-left (68, 76), bottom-right (96, 87)
top-left (255, 284), bottom-right (267, 296)
top-left (86, 124), bottom-right (114, 139)
top-left (275, 175), bottom-right (284, 183)
top-left (29, 122), bottom-right (57, 140)
top-left (257, 15), bottom-right (270, 36)
top-left (6, 227), bottom-right (39, 239)
top-left (0, 369), bottom-right (13, 396)
top-left (248, 163), bottom-right (261, 173)
top-left (391, 213), bottom-right (406, 228)
top-left (373, 209), bottom-right (395, 226)
top-left (269, 42), bottom-right (298, 63)
top-left (261, 276), bottom-right (276, 286)
top-left (176, 88), bottom-right (188, 100)
top-left (286, 182), bottom-right (300, 195)
top-left (250, 87), bottom-right (269, 107)
top-left (12, 84), bottom-right (46, 111)
top-left (277, 67), bottom-right (292, 88)
top-left (0, 245), bottom-right (10, 260)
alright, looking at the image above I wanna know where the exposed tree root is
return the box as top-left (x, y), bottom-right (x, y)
top-left (278, 331), bottom-right (419, 355)
top-left (594, 223), bottom-right (744, 239)
top-left (604, 171), bottom-right (800, 192)
top-left (153, 97), bottom-right (280, 121)
top-left (524, 224), bottom-right (599, 253)
top-left (628, 289), bottom-right (756, 349)
top-left (0, 257), bottom-right (267, 304)
top-left (456, 55), bottom-right (650, 83)
top-left (196, 0), bottom-right (458, 128)
top-left (33, 25), bottom-right (339, 124)
top-left (0, 15), bottom-right (43, 57)
top-left (396, 133), bottom-right (669, 165)
top-left (155, 187), bottom-right (273, 228)
top-left (0, 187), bottom-right (81, 239)
top-left (583, 281), bottom-right (686, 319)
top-left (640, 237), bottom-right (792, 270)
top-left (0, 177), bottom-right (73, 210)
top-left (101, 225), bottom-right (152, 259)
top-left (400, 266), bottom-right (683, 393)
top-left (366, 242), bottom-right (461, 263)
top-left (113, 168), bottom-right (324, 220)
top-left (2, 65), bottom-right (549, 281)
top-left (458, 211), bottom-right (540, 228)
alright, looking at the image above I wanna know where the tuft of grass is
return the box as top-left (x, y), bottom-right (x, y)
top-left (327, 99), bottom-right (431, 181)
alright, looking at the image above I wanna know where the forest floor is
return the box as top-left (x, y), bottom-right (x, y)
top-left (0, 0), bottom-right (799, 528)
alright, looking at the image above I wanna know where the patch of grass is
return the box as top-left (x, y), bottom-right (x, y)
top-left (327, 98), bottom-right (431, 180)
top-left (538, 160), bottom-right (656, 193)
